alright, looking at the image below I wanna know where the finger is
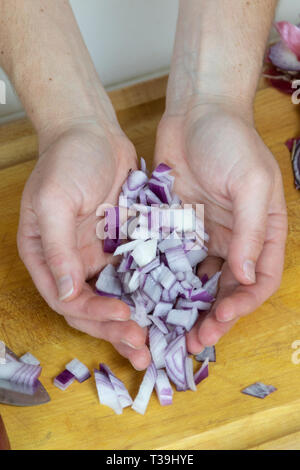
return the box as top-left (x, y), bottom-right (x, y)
top-left (215, 212), bottom-right (287, 322)
top-left (112, 342), bottom-right (151, 371)
top-left (187, 256), bottom-right (224, 353)
top-left (18, 218), bottom-right (131, 322)
top-left (37, 195), bottom-right (85, 302)
top-left (188, 263), bottom-right (238, 351)
top-left (65, 316), bottom-right (147, 350)
top-left (193, 210), bottom-right (287, 346)
top-left (228, 171), bottom-right (271, 285)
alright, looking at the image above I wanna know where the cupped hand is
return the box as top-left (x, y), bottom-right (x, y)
top-left (17, 121), bottom-right (151, 370)
top-left (155, 103), bottom-right (288, 353)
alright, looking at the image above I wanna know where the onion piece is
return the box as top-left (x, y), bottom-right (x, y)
top-left (54, 369), bottom-right (75, 391)
top-left (165, 335), bottom-right (187, 391)
top-left (94, 369), bottom-right (123, 414)
top-left (113, 239), bottom-right (143, 256)
top-left (269, 41), bottom-right (300, 72)
top-left (66, 358), bottom-right (91, 383)
top-left (166, 309), bottom-right (198, 332)
top-left (275, 21), bottom-right (300, 61)
top-left (185, 357), bottom-right (197, 391)
top-left (149, 326), bottom-right (168, 369)
top-left (20, 352), bottom-right (40, 366)
top-left (0, 341), bottom-right (6, 365)
top-left (195, 346), bottom-right (216, 363)
top-left (148, 315), bottom-right (169, 334)
top-left (132, 362), bottom-right (157, 415)
top-left (99, 363), bottom-right (132, 408)
top-left (155, 369), bottom-right (173, 406)
top-left (0, 360), bottom-right (41, 386)
top-left (241, 382), bottom-right (277, 399)
top-left (289, 139), bottom-right (300, 190)
top-left (132, 240), bottom-right (158, 267)
top-left (96, 264), bottom-right (122, 297)
top-left (194, 358), bottom-right (209, 385)
top-left (153, 301), bottom-right (173, 317)
top-left (204, 271), bottom-right (222, 297)
top-left (165, 246), bottom-right (192, 273)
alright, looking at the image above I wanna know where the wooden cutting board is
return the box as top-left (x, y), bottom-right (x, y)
top-left (0, 84), bottom-right (300, 450)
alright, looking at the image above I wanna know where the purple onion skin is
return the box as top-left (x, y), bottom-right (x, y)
top-left (286, 138), bottom-right (300, 190)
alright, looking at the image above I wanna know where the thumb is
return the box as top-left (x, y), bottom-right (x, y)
top-left (228, 177), bottom-right (271, 285)
top-left (38, 205), bottom-right (85, 302)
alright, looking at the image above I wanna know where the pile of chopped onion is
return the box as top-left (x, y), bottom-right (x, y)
top-left (94, 159), bottom-right (221, 414)
top-left (264, 21), bottom-right (300, 94)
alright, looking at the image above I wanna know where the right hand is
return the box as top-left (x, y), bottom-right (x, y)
top-left (17, 119), bottom-right (151, 371)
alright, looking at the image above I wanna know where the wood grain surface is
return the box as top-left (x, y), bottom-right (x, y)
top-left (0, 82), bottom-right (299, 450)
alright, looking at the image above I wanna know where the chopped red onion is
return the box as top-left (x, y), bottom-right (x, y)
top-left (54, 369), bottom-right (75, 391)
top-left (269, 41), bottom-right (300, 72)
top-left (132, 362), bottom-right (157, 415)
top-left (287, 138), bottom-right (300, 190)
top-left (94, 160), bottom-right (222, 413)
top-left (0, 360), bottom-right (42, 387)
top-left (165, 335), bottom-right (188, 391)
top-left (241, 382), bottom-right (277, 399)
top-left (148, 315), bottom-right (169, 334)
top-left (194, 358), bottom-right (209, 385)
top-left (185, 357), bottom-right (197, 391)
top-left (155, 369), bottom-right (173, 406)
top-left (149, 326), bottom-right (167, 369)
top-left (94, 369), bottom-right (123, 415)
top-left (132, 239), bottom-right (157, 267)
top-left (166, 309), bottom-right (198, 332)
top-left (66, 358), bottom-right (91, 383)
top-left (0, 341), bottom-right (6, 365)
top-left (99, 363), bottom-right (132, 408)
top-left (96, 264), bottom-right (122, 297)
top-left (195, 346), bottom-right (216, 363)
top-left (275, 21), bottom-right (300, 61)
top-left (20, 352), bottom-right (40, 366)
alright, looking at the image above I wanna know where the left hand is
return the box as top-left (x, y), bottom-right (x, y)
top-left (154, 102), bottom-right (288, 353)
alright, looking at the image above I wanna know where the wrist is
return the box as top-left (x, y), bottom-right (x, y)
top-left (165, 51), bottom-right (256, 119)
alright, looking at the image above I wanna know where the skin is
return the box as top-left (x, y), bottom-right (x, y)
top-left (0, 0), bottom-right (287, 368)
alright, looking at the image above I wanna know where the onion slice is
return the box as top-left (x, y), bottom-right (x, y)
top-left (54, 369), bottom-right (75, 391)
top-left (0, 341), bottom-right (6, 365)
top-left (194, 358), bottom-right (209, 385)
top-left (155, 369), bottom-right (173, 406)
top-left (94, 368), bottom-right (123, 415)
top-left (195, 346), bottom-right (216, 363)
top-left (66, 358), bottom-right (91, 383)
top-left (100, 363), bottom-right (132, 408)
top-left (132, 362), bottom-right (157, 415)
top-left (20, 352), bottom-right (40, 366)
top-left (241, 382), bottom-right (277, 399)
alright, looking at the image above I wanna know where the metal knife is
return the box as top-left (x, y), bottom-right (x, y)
top-left (0, 346), bottom-right (50, 406)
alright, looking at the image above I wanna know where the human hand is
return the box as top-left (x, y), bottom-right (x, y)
top-left (17, 120), bottom-right (151, 370)
top-left (155, 102), bottom-right (288, 353)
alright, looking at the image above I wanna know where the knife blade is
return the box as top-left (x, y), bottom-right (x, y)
top-left (0, 346), bottom-right (50, 406)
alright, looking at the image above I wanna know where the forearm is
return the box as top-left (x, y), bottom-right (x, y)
top-left (167, 0), bottom-right (278, 115)
top-left (0, 0), bottom-right (117, 149)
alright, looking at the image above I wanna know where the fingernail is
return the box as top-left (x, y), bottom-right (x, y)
top-left (112, 317), bottom-right (128, 322)
top-left (218, 312), bottom-right (235, 322)
top-left (121, 339), bottom-right (140, 350)
top-left (132, 364), bottom-right (145, 371)
top-left (243, 260), bottom-right (256, 283)
top-left (58, 275), bottom-right (74, 301)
